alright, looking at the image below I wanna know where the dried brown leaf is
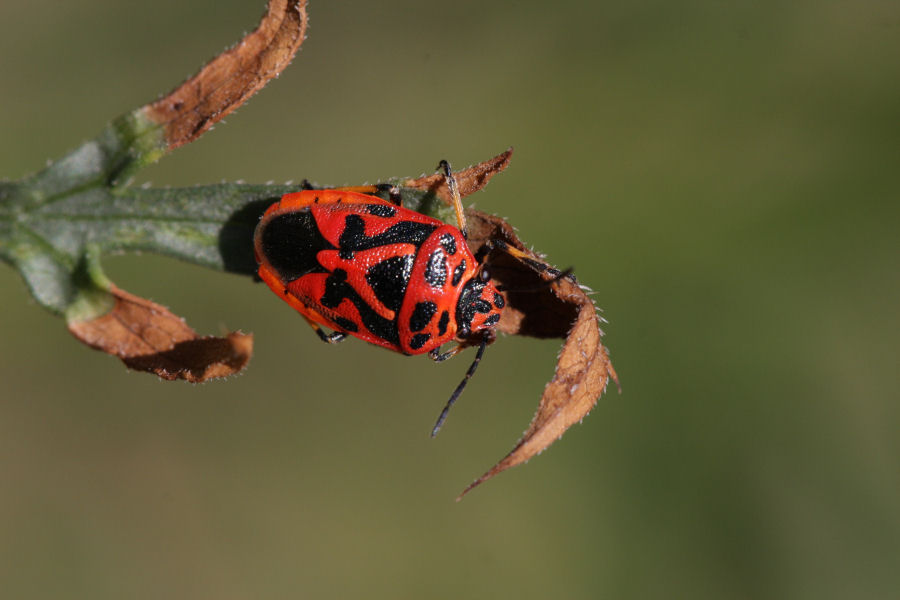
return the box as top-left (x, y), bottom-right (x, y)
top-left (407, 153), bottom-right (618, 499)
top-left (68, 284), bottom-right (252, 382)
top-left (124, 332), bottom-right (253, 383)
top-left (466, 211), bottom-right (581, 339)
top-left (144, 0), bottom-right (309, 149)
top-left (403, 148), bottom-right (513, 201)
top-left (457, 280), bottom-right (618, 500)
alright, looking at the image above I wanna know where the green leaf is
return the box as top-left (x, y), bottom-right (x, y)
top-left (1, 141), bottom-right (452, 317)
top-left (0, 131), bottom-right (294, 314)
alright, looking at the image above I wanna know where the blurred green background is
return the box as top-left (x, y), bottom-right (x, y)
top-left (2, 1), bottom-right (898, 598)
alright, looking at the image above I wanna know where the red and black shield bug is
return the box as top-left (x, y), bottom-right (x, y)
top-left (254, 161), bottom-right (539, 434)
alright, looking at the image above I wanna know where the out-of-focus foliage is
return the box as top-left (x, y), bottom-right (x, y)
top-left (0, 1), bottom-right (897, 599)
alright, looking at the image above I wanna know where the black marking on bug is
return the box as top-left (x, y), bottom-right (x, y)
top-left (493, 292), bottom-right (505, 309)
top-left (366, 255), bottom-right (414, 313)
top-left (339, 248), bottom-right (355, 260)
top-left (321, 268), bottom-right (399, 346)
top-left (455, 278), bottom-right (487, 336)
top-left (366, 204), bottom-right (396, 218)
top-left (261, 210), bottom-right (333, 282)
top-left (424, 248), bottom-right (448, 288)
top-left (334, 316), bottom-right (359, 332)
top-left (451, 259), bottom-right (467, 287)
top-left (409, 301), bottom-right (437, 332)
top-left (484, 314), bottom-right (500, 326)
top-left (474, 299), bottom-right (492, 314)
top-left (437, 311), bottom-right (450, 337)
top-left (439, 233), bottom-right (457, 255)
top-left (338, 213), bottom-right (436, 252)
top-left (409, 333), bottom-right (431, 350)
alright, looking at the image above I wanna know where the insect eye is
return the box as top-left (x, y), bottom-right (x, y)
top-left (479, 267), bottom-right (491, 283)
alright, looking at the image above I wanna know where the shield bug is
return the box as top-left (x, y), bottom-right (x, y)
top-left (254, 161), bottom-right (539, 434)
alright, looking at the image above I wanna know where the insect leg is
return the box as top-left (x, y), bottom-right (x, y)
top-left (302, 315), bottom-right (348, 344)
top-left (428, 344), bottom-right (465, 363)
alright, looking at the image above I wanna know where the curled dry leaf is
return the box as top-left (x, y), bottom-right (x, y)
top-left (460, 221), bottom-right (619, 499)
top-left (68, 284), bottom-right (252, 382)
top-left (456, 270), bottom-right (619, 500)
top-left (144, 0), bottom-right (309, 149)
top-left (466, 211), bottom-right (581, 339)
top-left (59, 1), bottom-right (305, 378)
top-left (407, 150), bottom-right (618, 499)
top-left (403, 148), bottom-right (513, 201)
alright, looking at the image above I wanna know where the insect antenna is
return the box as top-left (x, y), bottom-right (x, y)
top-left (478, 239), bottom-right (574, 292)
top-left (430, 333), bottom-right (489, 437)
top-left (495, 267), bottom-right (574, 293)
top-left (437, 159), bottom-right (467, 239)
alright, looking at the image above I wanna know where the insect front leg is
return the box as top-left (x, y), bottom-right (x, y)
top-left (428, 344), bottom-right (465, 363)
top-left (302, 315), bottom-right (348, 344)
